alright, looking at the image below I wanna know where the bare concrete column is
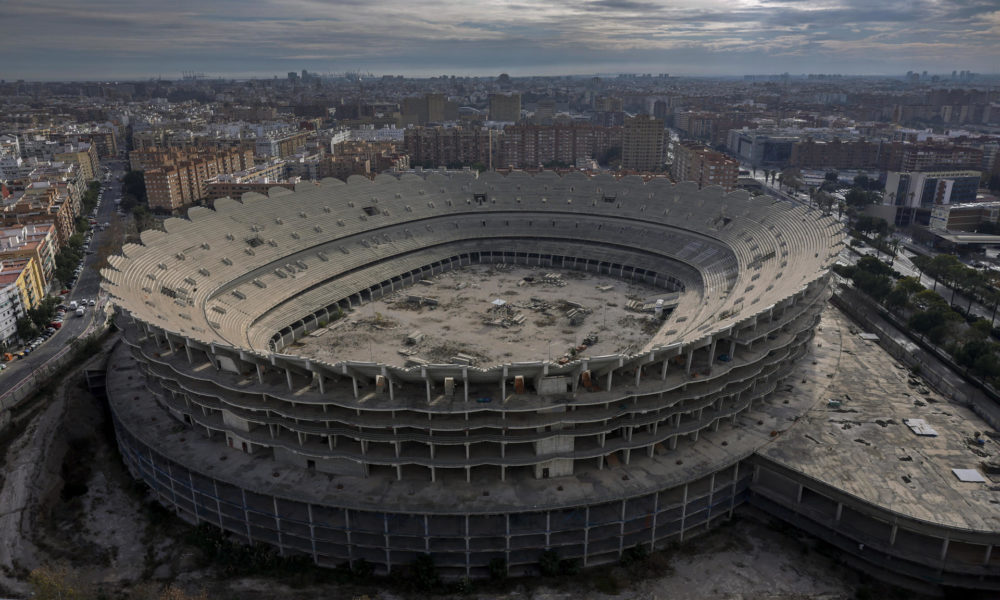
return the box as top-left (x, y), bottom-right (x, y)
top-left (983, 544), bottom-right (993, 566)
top-left (545, 512), bottom-right (551, 548)
top-left (463, 367), bottom-right (469, 402)
top-left (618, 500), bottom-right (627, 557)
top-left (634, 363), bottom-right (641, 386)
top-left (649, 492), bottom-right (659, 549)
top-left (835, 502), bottom-right (843, 521)
top-left (344, 510), bottom-right (354, 563)
top-left (184, 343), bottom-right (194, 364)
top-left (583, 506), bottom-right (591, 565)
top-left (425, 376), bottom-right (432, 403)
top-left (352, 375), bottom-right (359, 399)
top-left (728, 462), bottom-right (740, 517)
top-left (606, 371), bottom-right (613, 391)
top-left (285, 368), bottom-right (294, 391)
top-left (796, 484), bottom-right (803, 503)
top-left (890, 523), bottom-right (898, 545)
top-left (383, 514), bottom-right (392, 573)
top-left (241, 489), bottom-right (254, 544)
top-left (623, 448), bottom-right (631, 464)
top-left (678, 484), bottom-right (689, 542)
top-left (668, 436), bottom-right (677, 450)
top-left (685, 349), bottom-right (694, 374)
top-left (660, 358), bottom-right (669, 381)
top-left (708, 339), bottom-right (718, 367)
top-left (729, 339), bottom-right (737, 359)
top-left (256, 363), bottom-right (265, 384)
top-left (705, 473), bottom-right (716, 527)
top-left (273, 497), bottom-right (286, 555)
top-left (940, 537), bottom-right (950, 561)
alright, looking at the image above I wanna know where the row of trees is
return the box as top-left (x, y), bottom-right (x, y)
top-left (837, 256), bottom-right (1000, 381)
top-left (911, 253), bottom-right (1000, 318)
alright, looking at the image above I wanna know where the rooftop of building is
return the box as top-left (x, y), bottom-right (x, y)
top-left (759, 308), bottom-right (1000, 534)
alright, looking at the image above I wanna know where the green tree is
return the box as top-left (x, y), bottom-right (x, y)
top-left (122, 170), bottom-right (147, 203)
top-left (407, 554), bottom-right (441, 592)
top-left (488, 557), bottom-right (508, 582)
top-left (16, 317), bottom-right (37, 341)
top-left (845, 187), bottom-right (874, 209)
top-left (538, 549), bottom-right (561, 576)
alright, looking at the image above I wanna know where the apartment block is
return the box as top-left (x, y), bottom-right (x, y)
top-left (0, 223), bottom-right (57, 288)
top-left (498, 123), bottom-right (622, 168)
top-left (621, 115), bottom-right (667, 172)
top-left (133, 147), bottom-right (256, 212)
top-left (672, 142), bottom-right (739, 192)
top-left (255, 131), bottom-right (310, 159)
top-left (3, 183), bottom-right (75, 246)
top-left (53, 142), bottom-right (99, 181)
top-left (0, 256), bottom-right (44, 313)
top-left (404, 126), bottom-right (493, 168)
top-left (489, 93), bottom-right (522, 122)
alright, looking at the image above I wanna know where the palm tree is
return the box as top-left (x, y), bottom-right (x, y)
top-left (888, 237), bottom-right (901, 267)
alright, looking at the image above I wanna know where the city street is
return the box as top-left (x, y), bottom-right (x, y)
top-left (0, 160), bottom-right (125, 399)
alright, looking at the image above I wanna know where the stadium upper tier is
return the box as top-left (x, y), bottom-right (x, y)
top-left (102, 170), bottom-right (843, 364)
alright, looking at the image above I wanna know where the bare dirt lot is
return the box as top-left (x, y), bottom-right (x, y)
top-left (295, 265), bottom-right (674, 368)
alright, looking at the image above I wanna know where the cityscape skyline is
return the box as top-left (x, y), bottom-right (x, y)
top-left (4, 0), bottom-right (1000, 81)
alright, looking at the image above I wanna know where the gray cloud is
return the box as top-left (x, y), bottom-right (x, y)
top-left (1, 0), bottom-right (997, 79)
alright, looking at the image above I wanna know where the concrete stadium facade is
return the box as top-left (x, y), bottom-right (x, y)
top-left (103, 171), bottom-right (847, 579)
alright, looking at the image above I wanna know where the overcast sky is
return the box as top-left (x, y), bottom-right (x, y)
top-left (4, 0), bottom-right (999, 80)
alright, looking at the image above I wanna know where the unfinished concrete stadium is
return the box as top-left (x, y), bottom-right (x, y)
top-left (100, 171), bottom-right (1000, 592)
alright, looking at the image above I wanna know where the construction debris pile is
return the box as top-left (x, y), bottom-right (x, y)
top-left (516, 272), bottom-right (567, 288)
top-left (483, 299), bottom-right (527, 328)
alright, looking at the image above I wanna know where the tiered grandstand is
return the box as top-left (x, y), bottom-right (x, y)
top-left (103, 171), bottom-right (846, 578)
